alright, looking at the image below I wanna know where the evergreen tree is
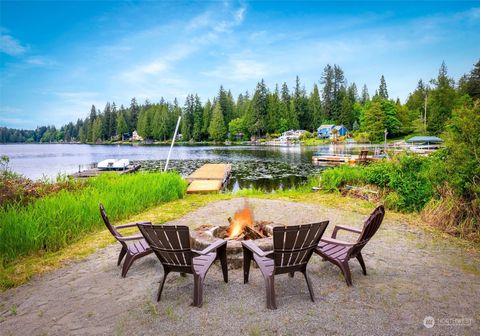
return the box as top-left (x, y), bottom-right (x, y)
top-left (226, 90), bottom-right (236, 121)
top-left (218, 86), bottom-right (234, 126)
top-left (181, 94), bottom-right (194, 140)
top-left (245, 79), bottom-right (269, 136)
top-left (236, 91), bottom-right (250, 118)
top-left (91, 117), bottom-right (103, 143)
top-left (332, 65), bottom-right (345, 120)
top-left (102, 102), bottom-right (112, 140)
top-left (406, 79), bottom-right (427, 119)
top-left (110, 102), bottom-right (117, 139)
top-left (378, 75), bottom-right (389, 99)
top-left (137, 107), bottom-right (153, 139)
top-left (267, 84), bottom-right (281, 133)
top-left (279, 82), bottom-right (295, 131)
top-left (116, 113), bottom-right (128, 139)
top-left (308, 83), bottom-right (322, 129)
top-left (151, 106), bottom-right (161, 140)
top-left (129, 98), bottom-right (140, 131)
top-left (202, 100), bottom-right (213, 140)
top-left (79, 126), bottom-right (86, 143)
top-left (458, 59), bottom-right (480, 100)
top-left (339, 86), bottom-right (354, 129)
top-left (360, 84), bottom-right (370, 105)
top-left (192, 95), bottom-right (203, 141)
top-left (321, 64), bottom-right (334, 120)
top-left (88, 105), bottom-right (97, 142)
top-left (427, 62), bottom-right (457, 135)
top-left (292, 76), bottom-right (310, 130)
top-left (208, 103), bottom-right (227, 141)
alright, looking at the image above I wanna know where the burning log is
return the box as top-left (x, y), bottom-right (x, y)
top-left (226, 201), bottom-right (271, 240)
top-left (244, 225), bottom-right (265, 239)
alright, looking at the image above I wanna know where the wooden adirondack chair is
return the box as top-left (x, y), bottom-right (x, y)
top-left (358, 149), bottom-right (369, 165)
top-left (137, 223), bottom-right (228, 307)
top-left (99, 203), bottom-right (153, 277)
top-left (242, 221), bottom-right (329, 310)
top-left (315, 205), bottom-right (385, 286)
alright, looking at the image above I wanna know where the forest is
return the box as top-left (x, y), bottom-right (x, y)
top-left (1, 60), bottom-right (479, 144)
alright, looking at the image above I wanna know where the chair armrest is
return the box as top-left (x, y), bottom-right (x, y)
top-left (321, 237), bottom-right (355, 246)
top-left (115, 221), bottom-right (151, 229)
top-left (193, 239), bottom-right (227, 255)
top-left (242, 240), bottom-right (273, 258)
top-left (117, 234), bottom-right (144, 242)
top-left (332, 224), bottom-right (362, 238)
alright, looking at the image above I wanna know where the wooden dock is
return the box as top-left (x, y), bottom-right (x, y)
top-left (312, 154), bottom-right (383, 166)
top-left (70, 164), bottom-right (141, 179)
top-left (186, 164), bottom-right (232, 193)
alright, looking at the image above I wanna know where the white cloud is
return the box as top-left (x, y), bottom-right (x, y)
top-left (0, 31), bottom-right (27, 56)
top-left (117, 4), bottom-right (247, 89)
top-left (203, 57), bottom-right (267, 81)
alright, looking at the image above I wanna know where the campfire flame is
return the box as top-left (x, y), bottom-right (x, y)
top-left (227, 203), bottom-right (254, 239)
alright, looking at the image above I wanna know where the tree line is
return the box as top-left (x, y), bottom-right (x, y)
top-left (1, 60), bottom-right (479, 144)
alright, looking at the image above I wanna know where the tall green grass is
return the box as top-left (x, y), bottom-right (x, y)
top-left (0, 172), bottom-right (187, 265)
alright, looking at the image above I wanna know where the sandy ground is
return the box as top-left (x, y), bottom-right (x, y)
top-left (1, 198), bottom-right (479, 336)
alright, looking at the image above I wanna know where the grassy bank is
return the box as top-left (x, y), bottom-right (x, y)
top-left (0, 172), bottom-right (187, 266)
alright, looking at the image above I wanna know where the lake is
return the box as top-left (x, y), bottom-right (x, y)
top-left (0, 143), bottom-right (377, 191)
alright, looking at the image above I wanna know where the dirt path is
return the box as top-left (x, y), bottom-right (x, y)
top-left (1, 198), bottom-right (479, 335)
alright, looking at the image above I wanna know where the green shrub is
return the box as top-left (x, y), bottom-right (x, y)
top-left (363, 161), bottom-right (391, 187)
top-left (321, 165), bottom-right (365, 191)
top-left (0, 172), bottom-right (187, 265)
top-left (386, 154), bottom-right (434, 212)
top-left (321, 153), bottom-right (435, 212)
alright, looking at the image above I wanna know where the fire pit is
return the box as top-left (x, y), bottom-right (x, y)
top-left (190, 202), bottom-right (283, 268)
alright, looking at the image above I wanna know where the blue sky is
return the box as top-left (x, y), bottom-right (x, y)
top-left (1, 1), bottom-right (479, 129)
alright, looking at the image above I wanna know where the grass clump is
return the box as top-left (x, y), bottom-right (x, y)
top-left (0, 172), bottom-right (186, 266)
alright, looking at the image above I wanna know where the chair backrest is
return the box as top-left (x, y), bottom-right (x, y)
top-left (349, 205), bottom-right (385, 257)
top-left (137, 224), bottom-right (193, 268)
top-left (272, 221), bottom-right (329, 272)
top-left (359, 150), bottom-right (368, 161)
top-left (99, 203), bottom-right (122, 239)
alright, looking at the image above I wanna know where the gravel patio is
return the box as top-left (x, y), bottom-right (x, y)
top-left (1, 198), bottom-right (478, 335)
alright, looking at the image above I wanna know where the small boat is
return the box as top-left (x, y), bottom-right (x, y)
top-left (97, 159), bottom-right (116, 170)
top-left (112, 159), bottom-right (130, 170)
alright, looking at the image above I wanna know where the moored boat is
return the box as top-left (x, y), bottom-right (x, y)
top-left (97, 159), bottom-right (116, 170)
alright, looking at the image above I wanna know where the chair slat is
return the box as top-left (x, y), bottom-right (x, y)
top-left (273, 221), bottom-right (329, 270)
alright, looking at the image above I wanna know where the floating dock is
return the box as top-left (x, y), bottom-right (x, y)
top-left (70, 164), bottom-right (141, 179)
top-left (186, 163), bottom-right (232, 193)
top-left (312, 154), bottom-right (384, 166)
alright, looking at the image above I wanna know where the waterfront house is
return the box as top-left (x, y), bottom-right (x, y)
top-left (278, 130), bottom-right (307, 141)
top-left (317, 124), bottom-right (349, 138)
top-left (131, 130), bottom-right (143, 141)
top-left (317, 125), bottom-right (335, 138)
top-left (333, 125), bottom-right (349, 137)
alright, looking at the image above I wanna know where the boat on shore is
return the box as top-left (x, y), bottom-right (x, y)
top-left (98, 159), bottom-right (130, 171)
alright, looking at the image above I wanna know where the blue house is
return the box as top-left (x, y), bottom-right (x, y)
top-left (317, 124), bottom-right (335, 138)
top-left (317, 124), bottom-right (349, 138)
top-left (333, 125), bottom-right (349, 137)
